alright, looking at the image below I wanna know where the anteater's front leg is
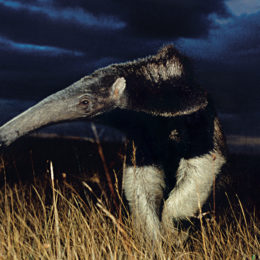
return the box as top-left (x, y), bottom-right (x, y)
top-left (123, 165), bottom-right (165, 241)
top-left (161, 149), bottom-right (226, 233)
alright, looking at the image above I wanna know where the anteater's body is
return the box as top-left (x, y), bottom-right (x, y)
top-left (0, 45), bottom-right (227, 241)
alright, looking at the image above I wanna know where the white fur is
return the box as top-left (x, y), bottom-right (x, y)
top-left (161, 149), bottom-right (226, 231)
top-left (123, 149), bottom-right (226, 240)
top-left (123, 165), bottom-right (165, 240)
top-left (141, 59), bottom-right (183, 84)
top-left (166, 58), bottom-right (183, 78)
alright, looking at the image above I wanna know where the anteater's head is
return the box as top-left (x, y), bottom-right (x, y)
top-left (0, 71), bottom-right (127, 147)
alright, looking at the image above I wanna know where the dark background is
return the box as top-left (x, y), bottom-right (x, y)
top-left (0, 0), bottom-right (260, 149)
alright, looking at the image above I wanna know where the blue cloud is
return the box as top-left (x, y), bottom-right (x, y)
top-left (226, 0), bottom-right (260, 16)
top-left (0, 36), bottom-right (84, 56)
top-left (176, 10), bottom-right (260, 63)
top-left (0, 0), bottom-right (125, 30)
top-left (0, 0), bottom-right (21, 9)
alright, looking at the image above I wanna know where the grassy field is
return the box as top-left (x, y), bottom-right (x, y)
top-left (0, 136), bottom-right (259, 259)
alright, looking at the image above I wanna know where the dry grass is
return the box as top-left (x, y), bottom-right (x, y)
top-left (0, 137), bottom-right (259, 259)
top-left (0, 164), bottom-right (259, 260)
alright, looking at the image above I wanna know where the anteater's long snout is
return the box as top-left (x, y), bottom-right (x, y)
top-left (0, 88), bottom-right (82, 148)
top-left (0, 101), bottom-right (60, 147)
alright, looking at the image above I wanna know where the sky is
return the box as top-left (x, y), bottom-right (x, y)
top-left (0, 0), bottom-right (260, 127)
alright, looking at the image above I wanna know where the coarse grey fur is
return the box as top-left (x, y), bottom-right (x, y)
top-left (0, 45), bottom-right (227, 242)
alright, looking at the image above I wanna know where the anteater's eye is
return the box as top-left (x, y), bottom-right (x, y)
top-left (80, 99), bottom-right (89, 106)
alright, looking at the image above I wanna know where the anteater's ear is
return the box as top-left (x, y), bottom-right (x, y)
top-left (110, 77), bottom-right (126, 101)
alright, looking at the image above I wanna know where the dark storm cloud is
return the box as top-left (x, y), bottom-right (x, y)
top-left (0, 0), bottom-right (229, 59)
top-left (53, 0), bottom-right (229, 38)
top-left (0, 47), bottom-right (88, 100)
top-left (0, 3), bottom-right (122, 56)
